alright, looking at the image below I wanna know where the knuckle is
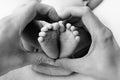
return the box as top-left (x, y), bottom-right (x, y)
top-left (103, 27), bottom-right (113, 39)
top-left (100, 27), bottom-right (113, 42)
top-left (83, 6), bottom-right (91, 14)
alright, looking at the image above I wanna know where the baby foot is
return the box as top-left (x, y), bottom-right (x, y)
top-left (59, 21), bottom-right (80, 58)
top-left (38, 21), bottom-right (60, 59)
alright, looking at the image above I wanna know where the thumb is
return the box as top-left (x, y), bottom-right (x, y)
top-left (55, 57), bottom-right (94, 74)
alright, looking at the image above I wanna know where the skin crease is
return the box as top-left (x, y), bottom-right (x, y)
top-left (0, 0), bottom-right (111, 80)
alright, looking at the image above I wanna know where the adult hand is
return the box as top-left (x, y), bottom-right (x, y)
top-left (0, 65), bottom-right (96, 80)
top-left (0, 0), bottom-right (105, 80)
top-left (0, 0), bottom-right (59, 75)
top-left (55, 6), bottom-right (120, 80)
top-left (61, 0), bottom-right (103, 57)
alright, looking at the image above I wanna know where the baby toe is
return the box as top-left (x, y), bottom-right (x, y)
top-left (59, 21), bottom-right (65, 32)
top-left (66, 23), bottom-right (71, 29)
top-left (53, 23), bottom-right (60, 30)
top-left (47, 24), bottom-right (53, 29)
top-left (41, 27), bottom-right (49, 32)
top-left (39, 32), bottom-right (46, 37)
top-left (38, 37), bottom-right (44, 42)
top-left (70, 26), bottom-right (76, 31)
top-left (75, 36), bottom-right (80, 42)
top-left (73, 31), bottom-right (79, 36)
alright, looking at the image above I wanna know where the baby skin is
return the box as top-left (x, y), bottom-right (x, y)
top-left (38, 21), bottom-right (60, 59)
top-left (38, 21), bottom-right (80, 58)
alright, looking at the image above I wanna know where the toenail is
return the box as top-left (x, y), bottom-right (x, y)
top-left (66, 23), bottom-right (71, 28)
top-left (47, 24), bottom-right (52, 29)
top-left (73, 31), bottom-right (79, 36)
top-left (41, 27), bottom-right (48, 32)
top-left (76, 36), bottom-right (80, 42)
top-left (38, 37), bottom-right (44, 42)
top-left (71, 26), bottom-right (75, 31)
top-left (39, 32), bottom-right (46, 37)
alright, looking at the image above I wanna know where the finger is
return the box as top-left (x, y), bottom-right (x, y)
top-left (81, 9), bottom-right (113, 42)
top-left (13, 1), bottom-right (60, 32)
top-left (12, 0), bottom-right (38, 31)
top-left (36, 3), bottom-right (60, 21)
top-left (88, 0), bottom-right (103, 9)
top-left (25, 52), bottom-right (55, 65)
top-left (3, 65), bottom-right (95, 80)
top-left (59, 6), bottom-right (90, 20)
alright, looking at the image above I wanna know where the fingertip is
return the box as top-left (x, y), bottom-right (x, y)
top-left (48, 7), bottom-right (60, 21)
top-left (59, 9), bottom-right (71, 20)
top-left (88, 0), bottom-right (103, 9)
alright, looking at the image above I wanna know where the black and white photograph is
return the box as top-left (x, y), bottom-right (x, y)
top-left (0, 0), bottom-right (120, 80)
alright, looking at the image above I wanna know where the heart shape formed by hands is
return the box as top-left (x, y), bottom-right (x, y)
top-left (22, 17), bottom-right (91, 59)
top-left (21, 0), bottom-right (103, 76)
top-left (21, 0), bottom-right (92, 59)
